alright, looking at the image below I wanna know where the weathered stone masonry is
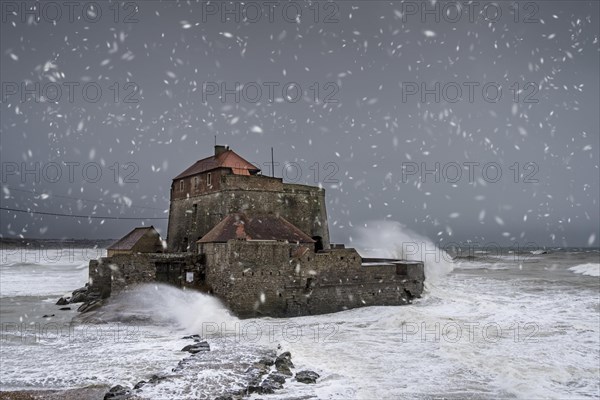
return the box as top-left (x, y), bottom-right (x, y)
top-left (87, 146), bottom-right (425, 318)
top-left (167, 174), bottom-right (330, 252)
top-left (200, 240), bottom-right (424, 317)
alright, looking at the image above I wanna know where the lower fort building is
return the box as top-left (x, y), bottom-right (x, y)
top-left (88, 145), bottom-right (425, 317)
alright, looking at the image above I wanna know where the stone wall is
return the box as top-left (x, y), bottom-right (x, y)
top-left (202, 240), bottom-right (424, 318)
top-left (88, 253), bottom-right (204, 297)
top-left (88, 241), bottom-right (424, 319)
top-left (167, 174), bottom-right (330, 252)
top-left (171, 168), bottom-right (228, 200)
top-left (89, 259), bottom-right (112, 298)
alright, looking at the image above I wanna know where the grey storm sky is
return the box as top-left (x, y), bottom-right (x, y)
top-left (0, 0), bottom-right (598, 247)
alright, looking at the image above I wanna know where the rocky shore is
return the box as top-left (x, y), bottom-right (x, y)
top-left (0, 387), bottom-right (108, 400)
top-left (55, 284), bottom-right (104, 313)
top-left (1, 331), bottom-right (320, 400)
top-left (101, 334), bottom-right (320, 399)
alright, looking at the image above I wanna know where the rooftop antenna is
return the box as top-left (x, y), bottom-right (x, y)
top-left (214, 135), bottom-right (217, 146)
top-left (271, 147), bottom-right (275, 178)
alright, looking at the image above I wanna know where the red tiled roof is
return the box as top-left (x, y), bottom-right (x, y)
top-left (107, 226), bottom-right (159, 250)
top-left (174, 150), bottom-right (260, 180)
top-left (197, 213), bottom-right (315, 244)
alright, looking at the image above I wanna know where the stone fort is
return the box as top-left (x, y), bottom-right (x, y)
top-left (88, 146), bottom-right (425, 317)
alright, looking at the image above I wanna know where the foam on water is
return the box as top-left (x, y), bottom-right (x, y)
top-left (1, 241), bottom-right (598, 398)
top-left (0, 247), bottom-right (99, 297)
top-left (79, 283), bottom-right (238, 331)
top-left (569, 263), bottom-right (600, 277)
top-left (0, 284), bottom-right (242, 392)
top-left (276, 269), bottom-right (599, 399)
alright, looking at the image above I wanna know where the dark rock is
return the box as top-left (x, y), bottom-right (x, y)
top-left (70, 285), bottom-right (102, 304)
top-left (56, 297), bottom-right (70, 305)
top-left (276, 351), bottom-right (294, 367)
top-left (133, 380), bottom-right (146, 390)
top-left (245, 361), bottom-right (269, 377)
top-left (262, 378), bottom-right (283, 391)
top-left (69, 292), bottom-right (88, 304)
top-left (295, 370), bottom-right (320, 384)
top-left (258, 356), bottom-right (275, 366)
top-left (182, 334), bottom-right (202, 341)
top-left (181, 340), bottom-right (210, 353)
top-left (59, 307), bottom-right (71, 311)
top-left (172, 357), bottom-right (194, 372)
top-left (214, 396), bottom-right (234, 400)
top-left (268, 372), bottom-right (287, 384)
top-left (247, 382), bottom-right (276, 395)
top-left (72, 284), bottom-right (89, 295)
top-left (275, 351), bottom-right (294, 375)
top-left (77, 299), bottom-right (104, 313)
top-left (276, 364), bottom-right (292, 376)
top-left (103, 384), bottom-right (131, 399)
top-left (42, 314), bottom-right (55, 318)
top-left (148, 374), bottom-right (168, 384)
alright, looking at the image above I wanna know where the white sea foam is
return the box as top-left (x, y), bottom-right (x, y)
top-left (0, 247), bottom-right (104, 297)
top-left (569, 263), bottom-right (600, 277)
top-left (1, 245), bottom-right (598, 398)
top-left (79, 283), bottom-right (238, 332)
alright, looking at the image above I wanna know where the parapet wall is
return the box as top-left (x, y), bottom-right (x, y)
top-left (202, 240), bottom-right (424, 318)
top-left (88, 253), bottom-right (203, 297)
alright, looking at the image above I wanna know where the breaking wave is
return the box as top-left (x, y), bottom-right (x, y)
top-left (353, 221), bottom-right (454, 288)
top-left (78, 284), bottom-right (238, 332)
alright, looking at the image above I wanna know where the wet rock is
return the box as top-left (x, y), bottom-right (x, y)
top-left (181, 341), bottom-right (210, 353)
top-left (69, 285), bottom-right (90, 303)
top-left (261, 378), bottom-right (283, 391)
top-left (56, 297), bottom-right (70, 306)
top-left (59, 307), bottom-right (71, 311)
top-left (245, 361), bottom-right (270, 378)
top-left (70, 292), bottom-right (88, 304)
top-left (275, 351), bottom-right (294, 376)
top-left (295, 370), bottom-right (320, 384)
top-left (133, 380), bottom-right (146, 390)
top-left (267, 372), bottom-right (287, 384)
top-left (182, 334), bottom-right (202, 341)
top-left (247, 381), bottom-right (277, 395)
top-left (172, 357), bottom-right (194, 372)
top-left (258, 356), bottom-right (275, 366)
top-left (103, 384), bottom-right (131, 399)
top-left (148, 374), bottom-right (168, 384)
top-left (77, 299), bottom-right (104, 313)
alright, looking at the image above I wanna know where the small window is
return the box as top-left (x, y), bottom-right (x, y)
top-left (179, 180), bottom-right (184, 192)
top-left (193, 176), bottom-right (199, 189)
top-left (207, 173), bottom-right (212, 186)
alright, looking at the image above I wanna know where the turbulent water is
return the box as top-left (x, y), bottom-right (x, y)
top-left (0, 237), bottom-right (599, 399)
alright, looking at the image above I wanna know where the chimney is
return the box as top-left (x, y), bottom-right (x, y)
top-left (214, 145), bottom-right (228, 156)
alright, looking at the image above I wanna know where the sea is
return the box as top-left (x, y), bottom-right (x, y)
top-left (0, 230), bottom-right (599, 399)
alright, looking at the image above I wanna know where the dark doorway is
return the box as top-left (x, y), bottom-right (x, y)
top-left (312, 236), bottom-right (323, 252)
top-left (156, 262), bottom-right (185, 286)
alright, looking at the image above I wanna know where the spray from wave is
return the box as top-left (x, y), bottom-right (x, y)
top-left (352, 221), bottom-right (454, 289)
top-left (78, 284), bottom-right (238, 332)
